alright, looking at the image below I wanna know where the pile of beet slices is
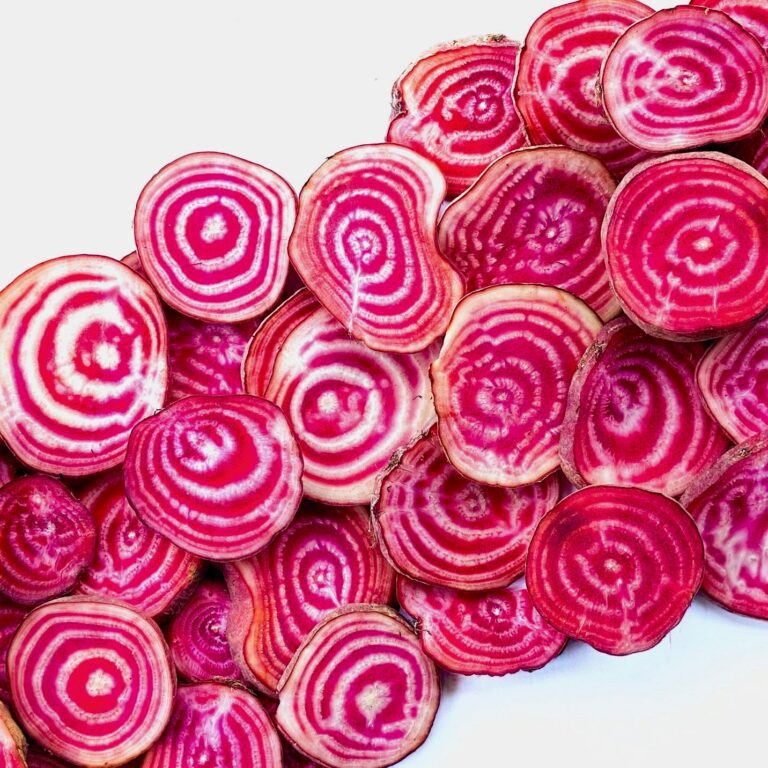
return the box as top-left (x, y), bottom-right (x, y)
top-left (4, 1), bottom-right (768, 765)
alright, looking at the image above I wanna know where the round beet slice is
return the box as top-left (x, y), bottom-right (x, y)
top-left (276, 606), bottom-right (439, 768)
top-left (288, 143), bottom-right (463, 353)
top-left (387, 35), bottom-right (528, 197)
top-left (604, 152), bottom-right (768, 340)
top-left (125, 394), bottom-right (302, 561)
top-left (527, 485), bottom-right (703, 655)
top-left (693, 0), bottom-right (768, 49)
top-left (0, 599), bottom-right (25, 704)
top-left (0, 704), bottom-right (26, 768)
top-left (0, 447), bottom-right (20, 490)
top-left (432, 284), bottom-right (602, 487)
top-left (438, 146), bottom-right (619, 320)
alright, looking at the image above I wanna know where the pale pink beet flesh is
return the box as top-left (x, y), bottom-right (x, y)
top-left (691, 0), bottom-right (768, 50)
top-left (0, 703), bottom-right (26, 768)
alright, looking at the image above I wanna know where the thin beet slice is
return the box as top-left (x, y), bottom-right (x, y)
top-left (0, 599), bottom-right (25, 704)
top-left (224, 504), bottom-right (394, 694)
top-left (288, 144), bottom-right (463, 353)
top-left (0, 255), bottom-right (168, 476)
top-left (125, 394), bottom-right (303, 561)
top-left (387, 35), bottom-right (528, 197)
top-left (134, 152), bottom-right (295, 323)
top-left (604, 152), bottom-right (768, 340)
top-left (8, 596), bottom-right (175, 766)
top-left (372, 426), bottom-right (559, 590)
top-left (276, 606), bottom-right (439, 768)
top-left (693, 0), bottom-right (768, 49)
top-left (0, 448), bottom-right (20, 489)
top-left (0, 704), bottom-right (25, 768)
top-left (601, 6), bottom-right (768, 152)
top-left (432, 284), bottom-right (602, 487)
top-left (560, 317), bottom-right (729, 496)
top-left (438, 147), bottom-right (619, 320)
top-left (527, 485), bottom-right (703, 655)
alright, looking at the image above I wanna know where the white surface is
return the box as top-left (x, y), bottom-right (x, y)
top-left (1, 1), bottom-right (765, 767)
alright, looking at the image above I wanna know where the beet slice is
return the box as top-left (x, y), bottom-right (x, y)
top-left (0, 448), bottom-right (20, 490)
top-left (604, 152), bottom-right (768, 340)
top-left (276, 606), bottom-right (439, 768)
top-left (387, 35), bottom-right (528, 197)
top-left (76, 470), bottom-right (201, 617)
top-left (432, 284), bottom-right (601, 487)
top-left (601, 7), bottom-right (768, 152)
top-left (372, 425), bottom-right (559, 590)
top-left (8, 596), bottom-right (175, 766)
top-left (438, 146), bottom-right (619, 320)
top-left (515, 0), bottom-right (654, 177)
top-left (693, 0), bottom-right (768, 49)
top-left (560, 316), bottom-right (729, 496)
top-left (0, 599), bottom-right (25, 704)
top-left (0, 704), bottom-right (26, 768)
top-left (288, 144), bottom-right (463, 353)
top-left (225, 504), bottom-right (394, 694)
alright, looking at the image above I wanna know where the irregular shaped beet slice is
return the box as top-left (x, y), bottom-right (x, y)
top-left (604, 153), bottom-right (768, 340)
top-left (0, 448), bottom-right (20, 489)
top-left (601, 7), bottom-right (768, 152)
top-left (527, 485), bottom-right (703, 655)
top-left (0, 599), bottom-right (25, 704)
top-left (387, 35), bottom-right (528, 197)
top-left (438, 147), bottom-right (619, 320)
top-left (276, 606), bottom-right (439, 768)
top-left (288, 144), bottom-right (463, 353)
top-left (125, 394), bottom-right (302, 561)
top-left (372, 426), bottom-right (559, 590)
top-left (0, 704), bottom-right (26, 768)
top-left (432, 284), bottom-right (601, 487)
top-left (8, 596), bottom-right (175, 766)
top-left (693, 0), bottom-right (768, 49)
top-left (0, 255), bottom-right (168, 476)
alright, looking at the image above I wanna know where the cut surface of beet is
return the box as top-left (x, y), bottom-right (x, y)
top-left (692, 0), bottom-right (768, 49)
top-left (0, 448), bottom-right (20, 490)
top-left (0, 598), bottom-right (25, 704)
top-left (0, 703), bottom-right (25, 768)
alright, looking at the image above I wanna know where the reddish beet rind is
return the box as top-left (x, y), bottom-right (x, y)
top-left (0, 448), bottom-right (20, 490)
top-left (0, 703), bottom-right (26, 768)
top-left (692, 0), bottom-right (768, 50)
top-left (0, 599), bottom-right (26, 704)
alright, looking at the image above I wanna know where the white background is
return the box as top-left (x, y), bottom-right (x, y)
top-left (2, 1), bottom-right (767, 766)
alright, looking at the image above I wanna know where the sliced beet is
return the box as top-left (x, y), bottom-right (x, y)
top-left (125, 394), bottom-right (303, 561)
top-left (288, 144), bottom-right (463, 353)
top-left (604, 152), bottom-right (768, 340)
top-left (0, 448), bottom-right (20, 489)
top-left (527, 485), bottom-right (703, 655)
top-left (0, 599), bottom-right (26, 704)
top-left (0, 704), bottom-right (25, 768)
top-left (693, 0), bottom-right (768, 49)
top-left (438, 146), bottom-right (619, 320)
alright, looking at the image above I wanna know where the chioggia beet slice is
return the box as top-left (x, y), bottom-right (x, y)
top-left (560, 317), bottom-right (729, 496)
top-left (692, 0), bottom-right (768, 49)
top-left (438, 147), bottom-right (619, 320)
top-left (288, 144), bottom-right (463, 353)
top-left (134, 152), bottom-right (295, 323)
top-left (432, 284), bottom-right (602, 487)
top-left (0, 448), bottom-right (19, 489)
top-left (601, 7), bottom-right (768, 152)
top-left (372, 426), bottom-right (559, 590)
top-left (0, 703), bottom-right (26, 768)
top-left (604, 153), bottom-right (768, 340)
top-left (387, 35), bottom-right (528, 197)
top-left (8, 596), bottom-right (175, 766)
top-left (0, 599), bottom-right (25, 703)
top-left (0, 255), bottom-right (168, 476)
top-left (276, 606), bottom-right (440, 768)
top-left (527, 485), bottom-right (704, 655)
top-left (224, 504), bottom-right (394, 694)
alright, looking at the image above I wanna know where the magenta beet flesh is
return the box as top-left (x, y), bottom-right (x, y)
top-left (693, 0), bottom-right (768, 49)
top-left (0, 599), bottom-right (25, 704)
top-left (0, 448), bottom-right (20, 489)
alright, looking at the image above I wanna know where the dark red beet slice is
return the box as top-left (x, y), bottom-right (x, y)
top-left (372, 425), bottom-right (559, 590)
top-left (601, 7), bottom-right (768, 152)
top-left (0, 448), bottom-right (20, 490)
top-left (0, 704), bottom-right (25, 768)
top-left (693, 0), bottom-right (768, 49)
top-left (387, 35), bottom-right (528, 197)
top-left (527, 485), bottom-right (703, 655)
top-left (604, 153), bottom-right (768, 340)
top-left (0, 599), bottom-right (25, 704)
top-left (432, 284), bottom-right (601, 487)
top-left (438, 146), bottom-right (619, 320)
top-left (288, 144), bottom-right (463, 353)
top-left (125, 394), bottom-right (302, 561)
top-left (276, 606), bottom-right (439, 768)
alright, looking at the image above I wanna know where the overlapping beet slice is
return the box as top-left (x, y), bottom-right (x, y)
top-left (0, 599), bottom-right (25, 704)
top-left (693, 0), bottom-right (768, 49)
top-left (0, 448), bottom-right (20, 489)
top-left (0, 704), bottom-right (25, 768)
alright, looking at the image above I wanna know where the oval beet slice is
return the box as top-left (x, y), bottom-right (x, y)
top-left (0, 599), bottom-right (25, 704)
top-left (438, 146), bottom-right (619, 320)
top-left (288, 144), bottom-right (463, 353)
top-left (125, 394), bottom-right (302, 561)
top-left (0, 447), bottom-right (19, 490)
top-left (276, 606), bottom-right (439, 768)
top-left (0, 704), bottom-right (25, 768)
top-left (604, 152), bottom-right (768, 340)
top-left (387, 35), bottom-right (528, 197)
top-left (693, 0), bottom-right (768, 49)
top-left (527, 485), bottom-right (703, 655)
top-left (432, 284), bottom-right (602, 487)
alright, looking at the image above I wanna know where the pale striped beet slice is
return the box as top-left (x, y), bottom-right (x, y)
top-left (288, 144), bottom-right (463, 353)
top-left (0, 599), bottom-right (26, 704)
top-left (527, 486), bottom-right (703, 655)
top-left (276, 606), bottom-right (439, 768)
top-left (0, 255), bottom-right (168, 476)
top-left (693, 0), bottom-right (768, 49)
top-left (0, 704), bottom-right (26, 768)
top-left (0, 448), bottom-right (19, 489)
top-left (8, 596), bottom-right (175, 766)
top-left (438, 147), bottom-right (619, 320)
top-left (432, 284), bottom-right (602, 487)
top-left (224, 504), bottom-right (394, 694)
top-left (372, 426), bottom-right (559, 590)
top-left (387, 36), bottom-right (528, 197)
top-left (135, 152), bottom-right (295, 323)
top-left (125, 394), bottom-right (302, 561)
